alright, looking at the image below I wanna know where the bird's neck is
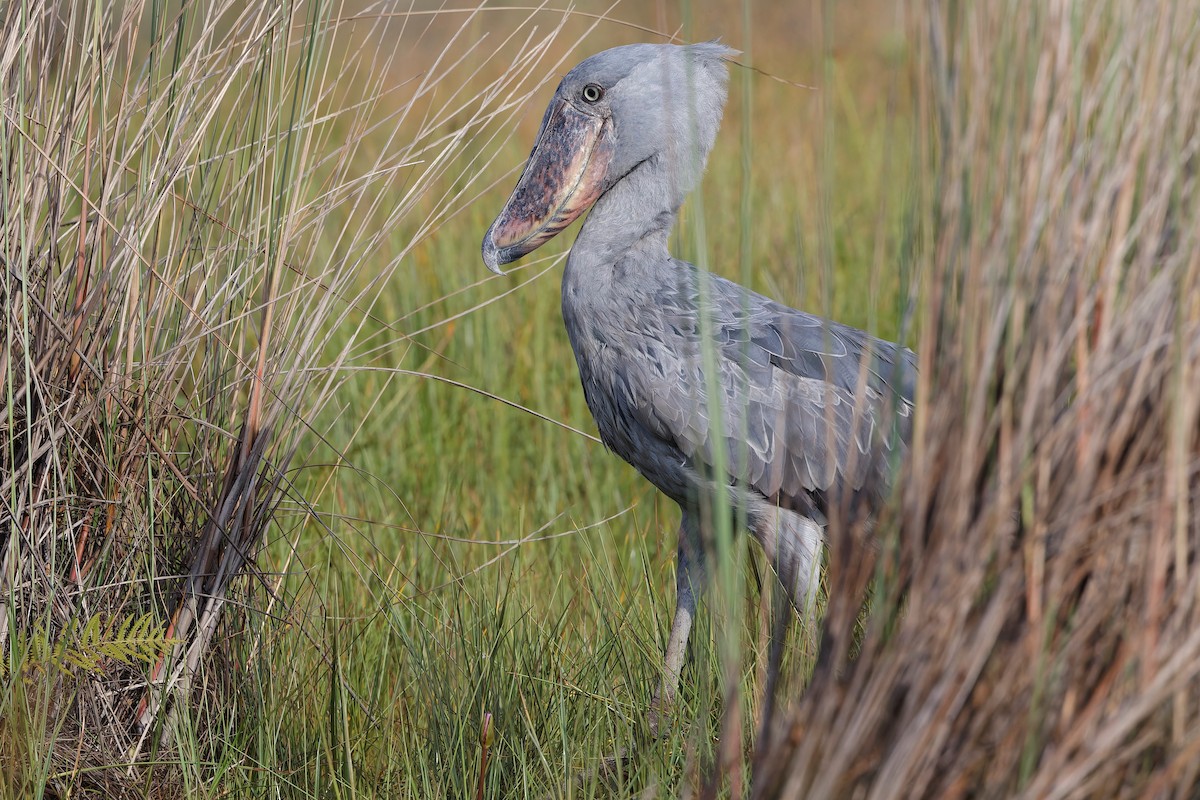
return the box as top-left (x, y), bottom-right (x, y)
top-left (565, 153), bottom-right (689, 289)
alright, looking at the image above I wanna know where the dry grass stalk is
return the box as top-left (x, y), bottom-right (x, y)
top-left (753, 1), bottom-right (1200, 797)
top-left (0, 1), bottom-right (585, 794)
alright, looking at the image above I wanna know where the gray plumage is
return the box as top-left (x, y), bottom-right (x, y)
top-left (482, 41), bottom-right (916, 729)
top-left (564, 260), bottom-right (914, 518)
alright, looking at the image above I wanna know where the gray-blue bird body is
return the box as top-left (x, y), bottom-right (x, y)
top-left (483, 42), bottom-right (916, 726)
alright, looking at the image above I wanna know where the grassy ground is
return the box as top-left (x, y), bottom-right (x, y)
top-left (5, 1), bottom-right (1198, 798)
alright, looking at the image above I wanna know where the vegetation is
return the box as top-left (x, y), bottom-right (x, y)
top-left (1, 1), bottom-right (1196, 798)
top-left (756, 3), bottom-right (1200, 797)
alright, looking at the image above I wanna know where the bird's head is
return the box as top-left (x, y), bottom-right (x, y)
top-left (482, 42), bottom-right (736, 274)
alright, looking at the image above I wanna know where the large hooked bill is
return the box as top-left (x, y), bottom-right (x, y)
top-left (482, 100), bottom-right (614, 274)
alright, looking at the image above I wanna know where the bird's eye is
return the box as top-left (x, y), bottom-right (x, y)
top-left (581, 83), bottom-right (604, 103)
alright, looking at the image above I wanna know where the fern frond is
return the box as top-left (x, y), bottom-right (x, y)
top-left (18, 613), bottom-right (176, 681)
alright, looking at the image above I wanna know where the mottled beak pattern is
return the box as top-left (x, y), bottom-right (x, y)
top-left (482, 100), bottom-right (613, 274)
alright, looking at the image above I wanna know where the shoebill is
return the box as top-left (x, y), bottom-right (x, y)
top-left (481, 42), bottom-right (916, 730)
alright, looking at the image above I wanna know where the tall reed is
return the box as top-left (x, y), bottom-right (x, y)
top-left (754, 1), bottom-right (1200, 797)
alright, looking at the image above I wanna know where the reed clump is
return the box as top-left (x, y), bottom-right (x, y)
top-left (755, 1), bottom-right (1200, 797)
top-left (0, 2), bottom-right (581, 795)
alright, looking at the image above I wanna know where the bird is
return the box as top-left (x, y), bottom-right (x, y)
top-left (481, 42), bottom-right (916, 732)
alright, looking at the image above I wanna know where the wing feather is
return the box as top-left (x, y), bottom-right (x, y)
top-left (630, 267), bottom-right (916, 509)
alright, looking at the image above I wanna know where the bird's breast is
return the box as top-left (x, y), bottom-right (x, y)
top-left (561, 288), bottom-right (695, 504)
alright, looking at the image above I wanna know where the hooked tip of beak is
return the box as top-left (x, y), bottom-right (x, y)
top-left (480, 226), bottom-right (508, 277)
top-left (481, 233), bottom-right (507, 276)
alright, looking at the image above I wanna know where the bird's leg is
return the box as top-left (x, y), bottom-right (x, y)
top-left (749, 508), bottom-right (823, 746)
top-left (648, 512), bottom-right (704, 738)
top-left (754, 507), bottom-right (822, 619)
